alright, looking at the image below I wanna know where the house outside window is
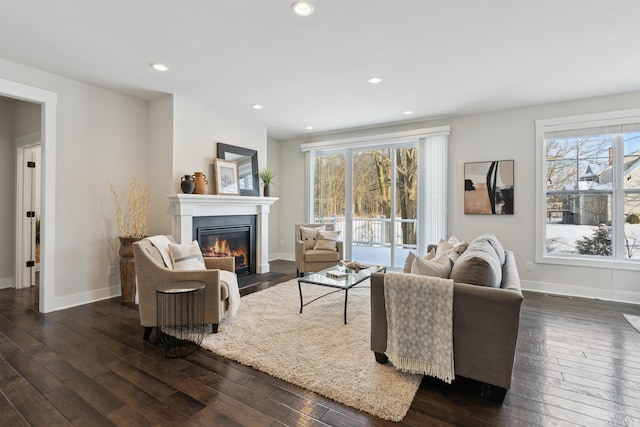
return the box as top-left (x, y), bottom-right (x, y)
top-left (536, 109), bottom-right (640, 269)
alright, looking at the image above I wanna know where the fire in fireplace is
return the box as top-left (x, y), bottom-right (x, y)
top-left (193, 215), bottom-right (256, 276)
top-left (200, 231), bottom-right (250, 275)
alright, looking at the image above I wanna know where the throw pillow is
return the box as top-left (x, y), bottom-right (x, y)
top-left (403, 252), bottom-right (417, 273)
top-left (410, 252), bottom-right (452, 278)
top-left (436, 238), bottom-right (454, 256)
top-left (169, 240), bottom-right (206, 271)
top-left (299, 225), bottom-right (325, 250)
top-left (314, 230), bottom-right (341, 251)
top-left (448, 240), bottom-right (469, 263)
top-left (403, 249), bottom-right (436, 273)
top-left (450, 239), bottom-right (502, 287)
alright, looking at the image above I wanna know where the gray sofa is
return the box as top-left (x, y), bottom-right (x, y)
top-left (370, 236), bottom-right (523, 402)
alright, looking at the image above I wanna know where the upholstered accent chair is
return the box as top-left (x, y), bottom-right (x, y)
top-left (294, 223), bottom-right (344, 277)
top-left (132, 236), bottom-right (235, 340)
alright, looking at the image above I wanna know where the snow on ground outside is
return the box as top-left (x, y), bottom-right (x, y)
top-left (547, 223), bottom-right (640, 258)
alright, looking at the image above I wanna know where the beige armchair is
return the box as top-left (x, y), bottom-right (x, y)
top-left (132, 236), bottom-right (235, 340)
top-left (294, 223), bottom-right (344, 276)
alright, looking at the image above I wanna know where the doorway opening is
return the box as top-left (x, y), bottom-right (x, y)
top-left (1, 78), bottom-right (57, 313)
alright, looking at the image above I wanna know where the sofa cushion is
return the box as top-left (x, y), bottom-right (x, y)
top-left (450, 239), bottom-right (502, 287)
top-left (474, 233), bottom-right (505, 265)
top-left (299, 225), bottom-right (326, 250)
top-left (304, 249), bottom-right (341, 263)
top-left (314, 230), bottom-right (341, 251)
top-left (168, 240), bottom-right (206, 271)
top-left (410, 252), bottom-right (452, 278)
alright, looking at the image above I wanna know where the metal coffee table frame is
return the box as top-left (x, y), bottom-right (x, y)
top-left (298, 264), bottom-right (386, 324)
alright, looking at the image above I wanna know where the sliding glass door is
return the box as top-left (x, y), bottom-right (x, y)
top-left (312, 143), bottom-right (417, 268)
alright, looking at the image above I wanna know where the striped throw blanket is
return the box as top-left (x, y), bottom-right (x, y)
top-left (383, 272), bottom-right (455, 383)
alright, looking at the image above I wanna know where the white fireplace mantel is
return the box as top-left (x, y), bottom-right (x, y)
top-left (167, 194), bottom-right (278, 273)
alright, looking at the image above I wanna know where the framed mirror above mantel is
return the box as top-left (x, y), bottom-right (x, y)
top-left (216, 142), bottom-right (259, 196)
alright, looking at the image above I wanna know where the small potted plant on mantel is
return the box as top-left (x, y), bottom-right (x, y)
top-left (259, 168), bottom-right (275, 197)
top-left (109, 178), bottom-right (153, 303)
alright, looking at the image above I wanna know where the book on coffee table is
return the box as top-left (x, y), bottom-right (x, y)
top-left (326, 270), bottom-right (348, 279)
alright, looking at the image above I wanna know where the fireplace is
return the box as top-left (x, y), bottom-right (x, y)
top-left (192, 215), bottom-right (256, 276)
top-left (168, 194), bottom-right (277, 274)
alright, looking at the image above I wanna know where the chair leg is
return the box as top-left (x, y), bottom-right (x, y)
top-left (143, 327), bottom-right (153, 340)
top-left (212, 324), bottom-right (219, 333)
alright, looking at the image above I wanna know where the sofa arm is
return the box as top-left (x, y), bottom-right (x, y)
top-left (370, 273), bottom-right (388, 354)
top-left (336, 240), bottom-right (344, 260)
top-left (452, 282), bottom-right (523, 390)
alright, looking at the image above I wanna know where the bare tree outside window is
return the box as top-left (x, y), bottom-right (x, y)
top-left (545, 130), bottom-right (640, 258)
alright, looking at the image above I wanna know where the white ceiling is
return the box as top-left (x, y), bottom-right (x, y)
top-left (1, 1), bottom-right (639, 140)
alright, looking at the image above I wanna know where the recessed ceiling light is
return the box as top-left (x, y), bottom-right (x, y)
top-left (403, 111), bottom-right (414, 115)
top-left (151, 63), bottom-right (168, 71)
top-left (291, 1), bottom-right (314, 16)
top-left (368, 77), bottom-right (382, 84)
top-left (252, 104), bottom-right (263, 110)
top-left (306, 126), bottom-right (314, 130)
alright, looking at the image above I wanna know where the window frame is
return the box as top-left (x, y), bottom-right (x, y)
top-left (535, 108), bottom-right (640, 271)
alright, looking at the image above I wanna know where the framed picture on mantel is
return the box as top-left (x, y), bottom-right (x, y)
top-left (213, 158), bottom-right (240, 195)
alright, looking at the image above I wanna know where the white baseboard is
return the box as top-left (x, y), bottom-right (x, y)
top-left (0, 277), bottom-right (14, 289)
top-left (521, 279), bottom-right (640, 305)
top-left (55, 285), bottom-right (121, 311)
top-left (270, 252), bottom-right (294, 262)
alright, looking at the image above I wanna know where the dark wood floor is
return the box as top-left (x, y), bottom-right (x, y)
top-left (2, 260), bottom-right (640, 426)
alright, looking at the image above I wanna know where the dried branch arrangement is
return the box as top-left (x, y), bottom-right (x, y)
top-left (108, 178), bottom-right (153, 238)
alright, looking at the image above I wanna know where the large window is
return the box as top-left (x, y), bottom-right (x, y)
top-left (536, 110), bottom-right (640, 267)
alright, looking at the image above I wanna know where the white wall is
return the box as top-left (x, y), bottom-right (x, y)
top-left (277, 90), bottom-right (640, 304)
top-left (14, 100), bottom-right (41, 137)
top-left (172, 95), bottom-right (267, 196)
top-left (147, 95), bottom-right (175, 235)
top-left (0, 58), bottom-right (149, 309)
top-left (267, 137), bottom-right (281, 259)
top-left (278, 138), bottom-right (307, 259)
top-left (0, 97), bottom-right (15, 287)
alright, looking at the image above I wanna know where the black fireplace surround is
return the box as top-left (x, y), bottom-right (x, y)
top-left (192, 215), bottom-right (257, 276)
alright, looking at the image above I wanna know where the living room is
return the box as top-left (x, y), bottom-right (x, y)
top-left (1, 1), bottom-right (640, 425)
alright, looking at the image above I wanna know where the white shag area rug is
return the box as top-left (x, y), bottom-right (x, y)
top-left (200, 278), bottom-right (422, 422)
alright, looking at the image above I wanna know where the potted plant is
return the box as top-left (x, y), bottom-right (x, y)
top-left (109, 178), bottom-right (153, 303)
top-left (259, 168), bottom-right (275, 197)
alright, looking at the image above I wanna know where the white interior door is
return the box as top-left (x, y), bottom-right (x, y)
top-left (17, 143), bottom-right (41, 288)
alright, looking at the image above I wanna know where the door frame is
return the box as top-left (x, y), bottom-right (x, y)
top-left (2, 78), bottom-right (57, 313)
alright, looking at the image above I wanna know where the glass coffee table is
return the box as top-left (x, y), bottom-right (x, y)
top-left (298, 264), bottom-right (386, 324)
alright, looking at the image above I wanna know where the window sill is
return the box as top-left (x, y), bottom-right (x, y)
top-left (536, 254), bottom-right (640, 271)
